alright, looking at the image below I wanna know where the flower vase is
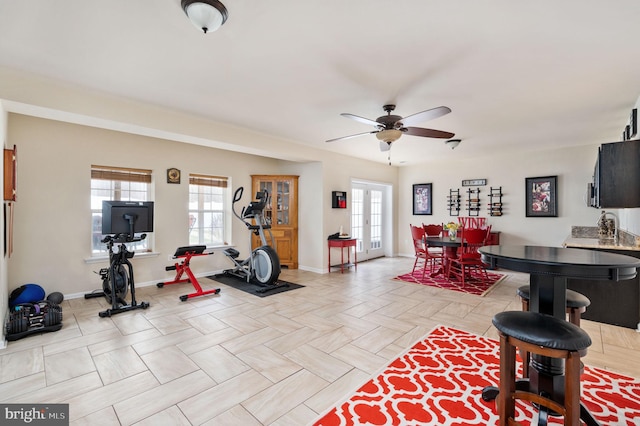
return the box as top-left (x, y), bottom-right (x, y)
top-left (449, 229), bottom-right (457, 240)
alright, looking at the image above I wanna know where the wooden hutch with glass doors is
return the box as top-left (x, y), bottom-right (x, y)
top-left (251, 175), bottom-right (299, 269)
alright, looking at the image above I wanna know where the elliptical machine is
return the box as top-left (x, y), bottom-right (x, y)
top-left (223, 187), bottom-right (281, 287)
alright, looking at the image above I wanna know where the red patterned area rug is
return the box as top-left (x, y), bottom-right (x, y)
top-left (312, 326), bottom-right (640, 426)
top-left (393, 270), bottom-right (505, 296)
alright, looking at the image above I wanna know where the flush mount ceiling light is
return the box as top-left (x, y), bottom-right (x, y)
top-left (375, 129), bottom-right (403, 143)
top-left (181, 0), bottom-right (228, 34)
top-left (445, 139), bottom-right (461, 149)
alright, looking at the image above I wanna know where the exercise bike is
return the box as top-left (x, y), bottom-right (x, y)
top-left (85, 233), bottom-right (150, 317)
top-left (222, 187), bottom-right (282, 288)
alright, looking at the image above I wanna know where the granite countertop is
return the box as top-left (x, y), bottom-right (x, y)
top-left (563, 237), bottom-right (640, 251)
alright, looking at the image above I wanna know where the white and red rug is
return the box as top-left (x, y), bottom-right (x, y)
top-left (393, 270), bottom-right (505, 296)
top-left (313, 326), bottom-right (640, 425)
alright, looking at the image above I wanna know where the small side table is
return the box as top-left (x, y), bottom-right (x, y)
top-left (328, 238), bottom-right (357, 273)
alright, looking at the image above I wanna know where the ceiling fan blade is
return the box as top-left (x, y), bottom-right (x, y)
top-left (403, 127), bottom-right (455, 139)
top-left (399, 106), bottom-right (451, 127)
top-left (341, 113), bottom-right (381, 127)
top-left (326, 130), bottom-right (378, 143)
top-left (379, 141), bottom-right (391, 152)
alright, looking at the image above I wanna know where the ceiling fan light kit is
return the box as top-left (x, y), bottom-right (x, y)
top-left (446, 139), bottom-right (461, 149)
top-left (182, 0), bottom-right (228, 33)
top-left (327, 104), bottom-right (455, 152)
top-left (376, 129), bottom-right (402, 143)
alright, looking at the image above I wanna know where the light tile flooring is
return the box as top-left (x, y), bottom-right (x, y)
top-left (1, 257), bottom-right (639, 425)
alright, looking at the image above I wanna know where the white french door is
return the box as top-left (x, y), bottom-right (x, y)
top-left (351, 182), bottom-right (389, 261)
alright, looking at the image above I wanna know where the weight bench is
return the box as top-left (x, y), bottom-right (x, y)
top-left (157, 245), bottom-right (220, 301)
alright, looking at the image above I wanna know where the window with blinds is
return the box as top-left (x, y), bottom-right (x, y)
top-left (91, 165), bottom-right (153, 254)
top-left (189, 174), bottom-right (229, 246)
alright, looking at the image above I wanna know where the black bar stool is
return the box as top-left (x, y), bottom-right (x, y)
top-left (492, 311), bottom-right (592, 426)
top-left (517, 285), bottom-right (591, 327)
top-left (517, 285), bottom-right (591, 380)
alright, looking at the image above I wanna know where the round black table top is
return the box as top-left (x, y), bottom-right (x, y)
top-left (426, 236), bottom-right (463, 247)
top-left (479, 245), bottom-right (640, 281)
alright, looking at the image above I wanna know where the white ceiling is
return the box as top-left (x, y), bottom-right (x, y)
top-left (1, 0), bottom-right (640, 165)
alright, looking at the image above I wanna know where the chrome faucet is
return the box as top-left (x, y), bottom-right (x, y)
top-left (597, 210), bottom-right (618, 243)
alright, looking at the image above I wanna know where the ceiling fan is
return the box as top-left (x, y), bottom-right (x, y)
top-left (326, 104), bottom-right (455, 152)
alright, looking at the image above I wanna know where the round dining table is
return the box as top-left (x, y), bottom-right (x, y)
top-left (425, 236), bottom-right (464, 276)
top-left (479, 245), bottom-right (640, 426)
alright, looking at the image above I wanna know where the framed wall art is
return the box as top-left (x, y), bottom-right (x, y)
top-left (525, 175), bottom-right (557, 217)
top-left (167, 168), bottom-right (181, 184)
top-left (413, 183), bottom-right (432, 215)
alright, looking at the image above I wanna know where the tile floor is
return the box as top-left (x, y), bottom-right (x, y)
top-left (1, 257), bottom-right (639, 425)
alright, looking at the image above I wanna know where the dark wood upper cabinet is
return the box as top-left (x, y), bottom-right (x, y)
top-left (592, 139), bottom-right (640, 208)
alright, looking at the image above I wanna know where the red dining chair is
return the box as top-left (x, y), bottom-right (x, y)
top-left (422, 223), bottom-right (445, 271)
top-left (422, 222), bottom-right (445, 249)
top-left (423, 223), bottom-right (444, 238)
top-left (447, 226), bottom-right (491, 286)
top-left (410, 224), bottom-right (441, 279)
top-left (410, 225), bottom-right (427, 278)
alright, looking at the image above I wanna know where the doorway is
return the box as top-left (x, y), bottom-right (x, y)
top-left (351, 180), bottom-right (392, 261)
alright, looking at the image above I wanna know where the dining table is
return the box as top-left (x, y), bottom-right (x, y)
top-left (478, 245), bottom-right (640, 426)
top-left (425, 235), bottom-right (464, 277)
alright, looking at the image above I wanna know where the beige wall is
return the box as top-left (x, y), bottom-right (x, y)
top-left (7, 111), bottom-right (638, 304)
top-left (5, 115), bottom-right (292, 297)
top-left (397, 143), bottom-right (609, 256)
top-left (5, 114), bottom-right (399, 298)
top-left (8, 111), bottom-right (633, 300)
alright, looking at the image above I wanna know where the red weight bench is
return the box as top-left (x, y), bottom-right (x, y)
top-left (157, 245), bottom-right (220, 301)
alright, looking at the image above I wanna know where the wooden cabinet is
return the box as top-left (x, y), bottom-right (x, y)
top-left (4, 145), bottom-right (16, 201)
top-left (486, 231), bottom-right (500, 245)
top-left (567, 247), bottom-right (639, 329)
top-left (252, 175), bottom-right (298, 269)
top-left (591, 139), bottom-right (640, 208)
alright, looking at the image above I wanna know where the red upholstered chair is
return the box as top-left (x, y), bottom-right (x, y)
top-left (447, 226), bottom-right (491, 286)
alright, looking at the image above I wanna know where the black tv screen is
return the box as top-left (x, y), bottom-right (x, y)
top-left (102, 201), bottom-right (154, 236)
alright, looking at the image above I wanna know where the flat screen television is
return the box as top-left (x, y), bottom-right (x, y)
top-left (102, 201), bottom-right (154, 236)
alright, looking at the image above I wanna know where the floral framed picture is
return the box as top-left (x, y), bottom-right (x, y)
top-left (413, 183), bottom-right (432, 215)
top-left (525, 176), bottom-right (558, 217)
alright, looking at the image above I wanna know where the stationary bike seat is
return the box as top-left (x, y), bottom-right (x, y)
top-left (224, 248), bottom-right (240, 259)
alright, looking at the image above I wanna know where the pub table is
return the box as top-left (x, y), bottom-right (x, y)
top-left (478, 245), bottom-right (640, 425)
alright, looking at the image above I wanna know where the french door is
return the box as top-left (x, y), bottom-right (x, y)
top-left (351, 182), bottom-right (388, 261)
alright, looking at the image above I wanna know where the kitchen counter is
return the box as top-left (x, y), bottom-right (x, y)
top-left (563, 237), bottom-right (640, 251)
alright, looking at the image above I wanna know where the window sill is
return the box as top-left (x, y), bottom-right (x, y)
top-left (85, 245), bottom-right (234, 264)
top-left (85, 251), bottom-right (161, 264)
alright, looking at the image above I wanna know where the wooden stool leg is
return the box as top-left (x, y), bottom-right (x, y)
top-left (564, 351), bottom-right (581, 426)
top-left (569, 308), bottom-right (580, 327)
top-left (519, 297), bottom-right (531, 379)
top-left (568, 306), bottom-right (586, 327)
top-left (498, 334), bottom-right (516, 426)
